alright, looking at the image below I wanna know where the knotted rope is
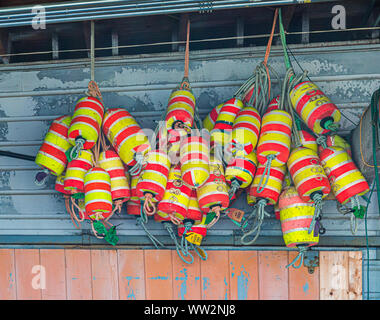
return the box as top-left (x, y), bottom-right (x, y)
top-left (256, 154), bottom-right (276, 194)
top-left (164, 222), bottom-right (194, 264)
top-left (286, 246), bottom-right (309, 269)
top-left (308, 193), bottom-right (325, 235)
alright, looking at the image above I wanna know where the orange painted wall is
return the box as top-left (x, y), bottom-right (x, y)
top-left (0, 249), bottom-right (362, 300)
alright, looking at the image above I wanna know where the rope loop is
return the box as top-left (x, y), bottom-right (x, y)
top-left (286, 246), bottom-right (309, 269)
top-left (228, 179), bottom-right (241, 201)
top-left (256, 154), bottom-right (276, 194)
top-left (316, 135), bottom-right (328, 149)
top-left (143, 193), bottom-right (156, 216)
top-left (308, 193), bottom-right (323, 235)
top-left (70, 138), bottom-right (85, 161)
top-left (129, 152), bottom-right (144, 176)
top-left (164, 222), bottom-right (194, 265)
top-left (136, 216), bottom-right (165, 249)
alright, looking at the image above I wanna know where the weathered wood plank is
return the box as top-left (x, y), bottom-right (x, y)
top-left (258, 251), bottom-right (288, 300)
top-left (15, 249), bottom-right (41, 300)
top-left (40, 249), bottom-right (66, 300)
top-left (65, 249), bottom-right (92, 300)
top-left (91, 250), bottom-right (119, 300)
top-left (144, 249), bottom-right (173, 300)
top-left (200, 250), bottom-right (229, 300)
top-left (118, 249), bottom-right (146, 300)
top-left (172, 250), bottom-right (202, 300)
top-left (288, 251), bottom-right (319, 300)
top-left (0, 249), bottom-right (16, 299)
top-left (229, 251), bottom-right (259, 300)
top-left (348, 251), bottom-right (362, 300)
top-left (320, 251), bottom-right (349, 300)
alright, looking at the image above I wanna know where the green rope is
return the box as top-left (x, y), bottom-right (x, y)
top-left (240, 199), bottom-right (268, 245)
top-left (370, 88), bottom-right (380, 216)
top-left (256, 154), bottom-right (276, 194)
top-left (129, 152), bottom-right (144, 176)
top-left (180, 220), bottom-right (194, 257)
top-left (189, 242), bottom-right (208, 261)
top-left (69, 138), bottom-right (85, 161)
top-left (286, 246), bottom-right (309, 269)
top-left (164, 222), bottom-right (194, 265)
top-left (279, 8), bottom-right (292, 71)
top-left (228, 179), bottom-right (241, 201)
top-left (308, 193), bottom-right (323, 234)
top-left (316, 135), bottom-right (328, 149)
top-left (92, 220), bottom-right (119, 246)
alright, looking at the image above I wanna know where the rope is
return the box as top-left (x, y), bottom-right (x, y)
top-left (69, 137), bottom-right (85, 161)
top-left (308, 193), bottom-right (324, 235)
top-left (129, 152), bottom-right (144, 176)
top-left (164, 222), bottom-right (194, 264)
top-left (136, 216), bottom-right (165, 249)
top-left (316, 135), bottom-right (328, 149)
top-left (183, 19), bottom-right (190, 80)
top-left (206, 206), bottom-right (222, 229)
top-left (143, 193), bottom-right (156, 216)
top-left (228, 179), bottom-right (241, 201)
top-left (65, 195), bottom-right (81, 229)
top-left (256, 154), bottom-right (276, 194)
top-left (180, 220), bottom-right (193, 257)
top-left (370, 88), bottom-right (380, 215)
top-left (240, 198), bottom-right (269, 245)
top-left (286, 246), bottom-right (309, 269)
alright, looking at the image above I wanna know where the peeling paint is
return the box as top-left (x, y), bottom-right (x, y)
top-left (175, 268), bottom-right (188, 300)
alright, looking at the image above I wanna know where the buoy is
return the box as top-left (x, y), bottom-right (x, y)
top-left (126, 200), bottom-right (141, 216)
top-left (64, 149), bottom-right (94, 194)
top-left (102, 108), bottom-right (151, 173)
top-left (68, 96), bottom-right (104, 158)
top-left (84, 167), bottom-right (113, 220)
top-left (197, 155), bottom-right (229, 225)
top-left (180, 134), bottom-right (210, 188)
top-left (157, 165), bottom-right (192, 225)
top-left (320, 146), bottom-right (369, 234)
top-left (225, 151), bottom-right (258, 199)
top-left (228, 106), bottom-right (261, 156)
top-left (185, 189), bottom-right (203, 222)
top-left (287, 146), bottom-right (330, 202)
top-left (256, 109), bottom-right (292, 167)
top-left (35, 115), bottom-right (72, 178)
top-left (211, 98), bottom-right (244, 154)
top-left (296, 130), bottom-right (318, 153)
top-left (203, 103), bottom-right (223, 132)
top-left (98, 150), bottom-right (130, 203)
top-left (279, 186), bottom-right (319, 269)
top-left (136, 150), bottom-right (171, 215)
top-left (287, 146), bottom-right (330, 235)
top-left (165, 88), bottom-right (196, 133)
top-left (290, 81), bottom-right (341, 135)
top-left (266, 95), bottom-right (280, 113)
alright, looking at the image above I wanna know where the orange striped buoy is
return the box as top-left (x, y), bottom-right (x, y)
top-left (228, 106), bottom-right (261, 156)
top-left (203, 103), bottom-right (223, 132)
top-left (296, 130), bottom-right (318, 153)
top-left (102, 108), bottom-right (151, 170)
top-left (318, 134), bottom-right (352, 157)
top-left (180, 134), bottom-right (210, 188)
top-left (35, 115), bottom-right (72, 177)
top-left (68, 97), bottom-right (104, 157)
top-left (290, 81), bottom-right (341, 135)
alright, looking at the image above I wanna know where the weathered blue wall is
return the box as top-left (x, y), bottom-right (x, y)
top-left (0, 39), bottom-right (380, 297)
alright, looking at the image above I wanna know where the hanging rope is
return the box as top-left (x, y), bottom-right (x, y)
top-left (308, 193), bottom-right (324, 235)
top-left (129, 152), bottom-right (144, 176)
top-left (256, 154), bottom-right (276, 194)
top-left (164, 222), bottom-right (194, 264)
top-left (180, 18), bottom-right (191, 90)
top-left (228, 179), bottom-right (241, 201)
top-left (286, 246), bottom-right (309, 269)
top-left (240, 198), bottom-right (269, 245)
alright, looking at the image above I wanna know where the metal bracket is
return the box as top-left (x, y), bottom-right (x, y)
top-left (199, 1), bottom-right (213, 14)
top-left (303, 250), bottom-right (319, 274)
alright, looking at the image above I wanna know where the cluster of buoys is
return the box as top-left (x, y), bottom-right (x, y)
top-left (34, 12), bottom-right (371, 272)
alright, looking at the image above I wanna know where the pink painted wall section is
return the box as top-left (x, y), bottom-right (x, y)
top-left (0, 249), bottom-right (362, 300)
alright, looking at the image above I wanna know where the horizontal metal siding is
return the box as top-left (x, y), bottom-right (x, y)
top-left (0, 40), bottom-right (379, 245)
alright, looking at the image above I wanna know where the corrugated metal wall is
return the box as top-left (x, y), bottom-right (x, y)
top-left (0, 39), bottom-right (379, 297)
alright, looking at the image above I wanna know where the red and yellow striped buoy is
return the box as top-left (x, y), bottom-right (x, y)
top-left (287, 146), bottom-right (331, 202)
top-left (68, 97), bottom-right (104, 153)
top-left (35, 115), bottom-right (72, 176)
top-left (126, 200), bottom-right (141, 216)
top-left (319, 146), bottom-right (369, 205)
top-left (211, 98), bottom-right (244, 147)
top-left (197, 155), bottom-right (229, 214)
top-left (98, 150), bottom-right (130, 202)
top-left (256, 109), bottom-right (292, 167)
top-left (165, 88), bottom-right (196, 132)
top-left (136, 150), bottom-right (171, 214)
top-left (290, 81), bottom-right (341, 135)
top-left (180, 135), bottom-right (210, 188)
top-left (157, 165), bottom-right (192, 225)
top-left (128, 171), bottom-right (140, 203)
top-left (279, 186), bottom-right (319, 247)
top-left (55, 173), bottom-right (70, 195)
top-left (184, 189), bottom-right (203, 222)
top-left (296, 130), bottom-right (318, 153)
top-left (249, 164), bottom-right (286, 204)
top-left (318, 134), bottom-right (352, 157)
top-left (229, 106), bottom-right (261, 156)
top-left (64, 149), bottom-right (94, 194)
top-left (102, 108), bottom-right (151, 167)
top-left (225, 151), bottom-right (258, 196)
top-left (84, 167), bottom-right (113, 220)
top-left (203, 103), bottom-right (223, 132)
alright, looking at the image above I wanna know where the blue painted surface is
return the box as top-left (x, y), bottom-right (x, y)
top-left (175, 268), bottom-right (188, 300)
top-left (237, 265), bottom-right (250, 300)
